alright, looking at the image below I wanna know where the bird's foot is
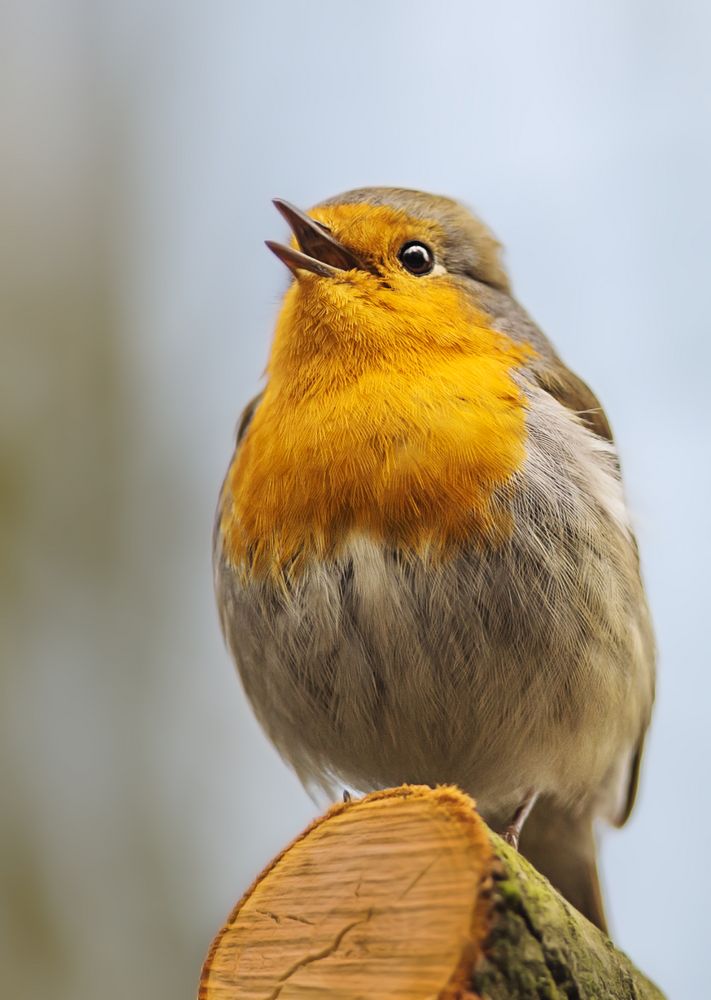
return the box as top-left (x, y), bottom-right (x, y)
top-left (502, 788), bottom-right (539, 852)
top-left (502, 826), bottom-right (521, 850)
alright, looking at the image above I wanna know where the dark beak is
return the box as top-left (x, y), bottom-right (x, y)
top-left (266, 198), bottom-right (369, 277)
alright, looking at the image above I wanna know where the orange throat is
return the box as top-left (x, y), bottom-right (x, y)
top-left (220, 261), bottom-right (532, 576)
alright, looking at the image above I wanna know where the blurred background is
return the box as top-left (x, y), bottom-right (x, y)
top-left (2, 2), bottom-right (708, 997)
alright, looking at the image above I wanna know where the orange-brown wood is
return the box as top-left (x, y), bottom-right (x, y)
top-left (199, 785), bottom-right (494, 1000)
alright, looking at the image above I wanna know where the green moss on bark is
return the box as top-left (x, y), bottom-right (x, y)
top-left (470, 835), bottom-right (665, 1000)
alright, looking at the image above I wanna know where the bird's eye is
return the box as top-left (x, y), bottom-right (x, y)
top-left (398, 241), bottom-right (435, 275)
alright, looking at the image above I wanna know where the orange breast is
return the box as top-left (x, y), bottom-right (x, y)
top-left (220, 275), bottom-right (532, 576)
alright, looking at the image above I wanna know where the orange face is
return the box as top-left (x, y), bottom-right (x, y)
top-left (220, 203), bottom-right (533, 576)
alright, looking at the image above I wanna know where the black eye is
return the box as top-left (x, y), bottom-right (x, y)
top-left (398, 241), bottom-right (434, 275)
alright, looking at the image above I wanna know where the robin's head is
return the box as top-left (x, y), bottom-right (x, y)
top-left (268, 187), bottom-right (510, 290)
top-left (265, 188), bottom-right (518, 378)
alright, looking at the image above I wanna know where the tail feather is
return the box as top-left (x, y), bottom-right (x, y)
top-left (518, 797), bottom-right (608, 933)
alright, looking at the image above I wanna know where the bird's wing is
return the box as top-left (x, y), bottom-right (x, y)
top-left (612, 732), bottom-right (647, 828)
top-left (235, 391), bottom-right (264, 446)
top-left (533, 360), bottom-right (653, 827)
top-left (534, 361), bottom-right (614, 443)
top-left (213, 392), bottom-right (264, 555)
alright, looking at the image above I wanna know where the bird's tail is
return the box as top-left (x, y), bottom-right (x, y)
top-left (518, 796), bottom-right (608, 933)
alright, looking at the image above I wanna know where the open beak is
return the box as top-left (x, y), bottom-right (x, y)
top-left (266, 198), bottom-right (369, 277)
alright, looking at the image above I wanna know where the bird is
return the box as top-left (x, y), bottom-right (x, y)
top-left (214, 187), bottom-right (655, 932)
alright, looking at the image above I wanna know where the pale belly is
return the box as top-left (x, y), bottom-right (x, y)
top-left (215, 522), bottom-right (651, 818)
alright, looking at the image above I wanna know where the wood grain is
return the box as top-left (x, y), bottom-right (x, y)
top-left (199, 786), bottom-right (492, 999)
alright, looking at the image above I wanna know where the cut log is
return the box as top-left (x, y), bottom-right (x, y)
top-left (199, 785), bottom-right (664, 999)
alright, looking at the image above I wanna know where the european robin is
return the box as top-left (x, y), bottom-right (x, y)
top-left (214, 188), bottom-right (655, 932)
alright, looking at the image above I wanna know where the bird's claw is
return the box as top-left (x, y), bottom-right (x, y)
top-left (503, 826), bottom-right (520, 851)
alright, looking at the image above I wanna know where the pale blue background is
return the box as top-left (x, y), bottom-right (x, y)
top-left (2, 2), bottom-right (708, 997)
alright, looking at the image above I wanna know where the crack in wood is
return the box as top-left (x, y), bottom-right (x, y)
top-left (263, 908), bottom-right (374, 1000)
top-left (397, 856), bottom-right (438, 899)
top-left (256, 909), bottom-right (315, 927)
